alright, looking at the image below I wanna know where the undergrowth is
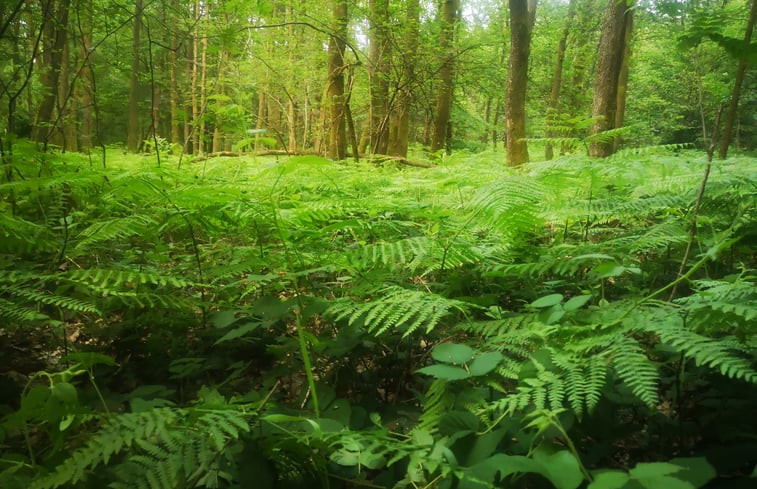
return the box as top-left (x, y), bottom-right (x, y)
top-left (1, 142), bottom-right (755, 488)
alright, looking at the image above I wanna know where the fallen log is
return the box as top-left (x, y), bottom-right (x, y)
top-left (189, 150), bottom-right (435, 168)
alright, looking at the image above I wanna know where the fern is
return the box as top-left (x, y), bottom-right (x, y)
top-left (327, 286), bottom-right (470, 337)
top-left (610, 337), bottom-right (660, 407)
top-left (30, 407), bottom-right (252, 489)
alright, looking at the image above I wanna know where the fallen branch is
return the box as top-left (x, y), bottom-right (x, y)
top-left (188, 150), bottom-right (435, 168)
top-left (365, 154), bottom-right (436, 168)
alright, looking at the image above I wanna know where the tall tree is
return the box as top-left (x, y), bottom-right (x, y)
top-left (389, 0), bottom-right (420, 157)
top-left (718, 0), bottom-right (756, 159)
top-left (31, 0), bottom-right (71, 144)
top-left (127, 0), bottom-right (143, 152)
top-left (505, 0), bottom-right (535, 166)
top-left (366, 0), bottom-right (391, 154)
top-left (430, 0), bottom-right (460, 154)
top-left (78, 0), bottom-right (96, 150)
top-left (545, 0), bottom-right (576, 160)
top-left (589, 0), bottom-right (633, 158)
top-left (327, 0), bottom-right (348, 160)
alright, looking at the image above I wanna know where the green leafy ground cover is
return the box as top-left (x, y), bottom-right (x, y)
top-left (1, 144), bottom-right (756, 488)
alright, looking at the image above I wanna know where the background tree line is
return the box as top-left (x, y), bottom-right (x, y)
top-left (0, 0), bottom-right (754, 165)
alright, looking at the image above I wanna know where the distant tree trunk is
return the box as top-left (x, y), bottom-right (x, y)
top-left (545, 0), bottom-right (576, 160)
top-left (79, 0), bottom-right (95, 150)
top-left (212, 49), bottom-right (227, 154)
top-left (506, 0), bottom-right (534, 166)
top-left (191, 0), bottom-right (200, 154)
top-left (365, 0), bottom-right (390, 154)
top-left (613, 8), bottom-right (633, 153)
top-left (327, 0), bottom-right (348, 160)
top-left (57, 31), bottom-right (77, 151)
top-left (589, 0), bottom-right (633, 158)
top-left (32, 0), bottom-right (70, 144)
top-left (199, 22), bottom-right (208, 154)
top-left (391, 0), bottom-right (420, 157)
top-left (169, 0), bottom-right (181, 146)
top-left (127, 0), bottom-right (143, 152)
top-left (718, 0), bottom-right (756, 159)
top-left (286, 4), bottom-right (298, 152)
top-left (430, 0), bottom-right (460, 154)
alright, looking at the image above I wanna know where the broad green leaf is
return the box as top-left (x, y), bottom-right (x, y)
top-left (531, 294), bottom-right (564, 308)
top-left (59, 414), bottom-right (75, 431)
top-left (637, 476), bottom-right (694, 489)
top-left (629, 462), bottom-right (682, 479)
top-left (669, 457), bottom-right (716, 488)
top-left (594, 262), bottom-right (626, 278)
top-left (51, 382), bottom-right (77, 404)
top-left (533, 447), bottom-right (585, 489)
top-left (412, 428), bottom-right (434, 447)
top-left (417, 364), bottom-right (469, 380)
top-left (59, 352), bottom-right (116, 368)
top-left (432, 343), bottom-right (475, 364)
top-left (588, 471), bottom-right (630, 489)
top-left (564, 295), bottom-right (592, 311)
top-left (214, 321), bottom-right (260, 344)
top-left (468, 352), bottom-right (504, 376)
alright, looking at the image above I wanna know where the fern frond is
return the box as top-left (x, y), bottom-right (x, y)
top-left (610, 338), bottom-right (659, 407)
top-left (327, 286), bottom-right (470, 337)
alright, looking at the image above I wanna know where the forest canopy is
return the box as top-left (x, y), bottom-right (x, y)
top-left (0, 1), bottom-right (756, 488)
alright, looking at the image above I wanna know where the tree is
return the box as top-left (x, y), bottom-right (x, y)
top-left (31, 0), bottom-right (71, 145)
top-left (365, 0), bottom-right (391, 155)
top-left (327, 0), bottom-right (348, 160)
top-left (719, 0), bottom-right (756, 159)
top-left (545, 0), bottom-right (576, 160)
top-left (127, 0), bottom-right (143, 152)
top-left (506, 0), bottom-right (535, 166)
top-left (430, 0), bottom-right (460, 155)
top-left (389, 0), bottom-right (420, 158)
top-left (589, 0), bottom-right (633, 158)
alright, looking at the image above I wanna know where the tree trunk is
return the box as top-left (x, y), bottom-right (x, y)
top-left (32, 0), bottom-right (70, 144)
top-left (327, 0), bottom-right (348, 160)
top-left (169, 0), bottom-right (181, 146)
top-left (79, 0), bottom-right (95, 150)
top-left (191, 0), bottom-right (200, 155)
top-left (506, 0), bottom-right (533, 166)
top-left (589, 0), bottom-right (632, 158)
top-left (718, 0), bottom-right (756, 159)
top-left (545, 0), bottom-right (576, 160)
top-left (199, 21), bottom-right (208, 154)
top-left (366, 0), bottom-right (390, 154)
top-left (613, 8), bottom-right (634, 153)
top-left (430, 0), bottom-right (460, 154)
top-left (127, 0), bottom-right (143, 152)
top-left (58, 33), bottom-right (77, 151)
top-left (391, 0), bottom-right (420, 157)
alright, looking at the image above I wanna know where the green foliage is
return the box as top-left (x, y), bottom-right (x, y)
top-left (1, 148), bottom-right (756, 489)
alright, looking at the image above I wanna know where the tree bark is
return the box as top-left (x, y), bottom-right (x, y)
top-left (718, 0), bottom-right (756, 159)
top-left (327, 0), bottom-right (348, 160)
top-left (57, 31), bottom-right (77, 151)
top-left (589, 0), bottom-right (632, 158)
top-left (32, 0), bottom-right (70, 145)
top-left (169, 0), bottom-right (181, 146)
top-left (613, 8), bottom-right (634, 153)
top-left (545, 0), bottom-right (576, 160)
top-left (79, 0), bottom-right (95, 150)
top-left (506, 0), bottom-right (534, 166)
top-left (430, 0), bottom-right (460, 154)
top-left (366, 0), bottom-right (390, 154)
top-left (127, 0), bottom-right (143, 152)
top-left (191, 0), bottom-right (200, 154)
top-left (391, 0), bottom-right (420, 157)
